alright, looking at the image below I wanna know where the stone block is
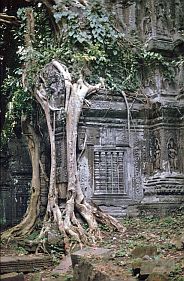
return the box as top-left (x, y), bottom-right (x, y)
top-left (73, 259), bottom-right (136, 281)
top-left (140, 260), bottom-right (158, 276)
top-left (71, 247), bottom-right (112, 268)
top-left (72, 247), bottom-right (137, 281)
top-left (171, 234), bottom-right (184, 250)
top-left (132, 258), bottom-right (175, 280)
top-left (131, 245), bottom-right (157, 258)
top-left (0, 255), bottom-right (53, 274)
top-left (73, 260), bottom-right (109, 281)
top-left (147, 272), bottom-right (168, 281)
top-left (152, 260), bottom-right (175, 275)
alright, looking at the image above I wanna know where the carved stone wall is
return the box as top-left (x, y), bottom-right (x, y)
top-left (1, 0), bottom-right (184, 225)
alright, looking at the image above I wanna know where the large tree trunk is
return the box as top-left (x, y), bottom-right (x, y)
top-left (2, 60), bottom-right (125, 250)
top-left (36, 61), bottom-right (125, 247)
top-left (1, 116), bottom-right (41, 239)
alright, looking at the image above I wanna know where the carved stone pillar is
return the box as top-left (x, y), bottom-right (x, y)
top-left (142, 106), bottom-right (184, 207)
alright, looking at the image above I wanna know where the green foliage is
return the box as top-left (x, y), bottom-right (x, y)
top-left (14, 245), bottom-right (28, 255)
top-left (1, 74), bottom-right (34, 148)
top-left (27, 230), bottom-right (40, 241)
top-left (99, 223), bottom-right (111, 232)
top-left (52, 1), bottom-right (143, 89)
top-left (63, 274), bottom-right (73, 281)
top-left (115, 247), bottom-right (126, 257)
top-left (1, 0), bottom-right (177, 145)
top-left (169, 264), bottom-right (184, 281)
top-left (83, 223), bottom-right (89, 230)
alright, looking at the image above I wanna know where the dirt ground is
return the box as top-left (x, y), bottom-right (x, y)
top-left (1, 211), bottom-right (184, 281)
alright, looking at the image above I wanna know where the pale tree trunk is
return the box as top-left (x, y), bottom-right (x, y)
top-left (1, 116), bottom-right (41, 239)
top-left (64, 77), bottom-right (125, 236)
top-left (35, 88), bottom-right (67, 241)
top-left (2, 60), bottom-right (126, 249)
top-left (47, 61), bottom-right (125, 244)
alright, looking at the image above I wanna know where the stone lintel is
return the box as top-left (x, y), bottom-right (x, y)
top-left (146, 37), bottom-right (174, 52)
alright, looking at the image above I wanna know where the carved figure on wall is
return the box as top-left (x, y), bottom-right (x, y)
top-left (162, 77), bottom-right (176, 95)
top-left (153, 138), bottom-right (161, 171)
top-left (156, 3), bottom-right (168, 36)
top-left (113, 1), bottom-right (127, 33)
top-left (141, 5), bottom-right (152, 38)
top-left (144, 73), bottom-right (157, 98)
top-left (168, 138), bottom-right (178, 172)
top-left (175, 0), bottom-right (184, 32)
top-left (152, 102), bottom-right (161, 119)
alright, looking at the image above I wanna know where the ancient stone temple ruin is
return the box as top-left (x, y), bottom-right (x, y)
top-left (0, 0), bottom-right (184, 228)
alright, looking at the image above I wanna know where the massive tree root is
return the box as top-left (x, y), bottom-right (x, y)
top-left (34, 60), bottom-right (126, 252)
top-left (1, 116), bottom-right (41, 240)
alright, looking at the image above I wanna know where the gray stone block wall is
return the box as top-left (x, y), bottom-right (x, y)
top-left (1, 0), bottom-right (184, 226)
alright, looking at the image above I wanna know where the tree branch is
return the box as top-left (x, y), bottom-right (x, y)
top-left (0, 13), bottom-right (20, 26)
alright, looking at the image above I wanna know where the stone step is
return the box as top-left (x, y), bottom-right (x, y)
top-left (0, 255), bottom-right (53, 274)
top-left (99, 205), bottom-right (127, 217)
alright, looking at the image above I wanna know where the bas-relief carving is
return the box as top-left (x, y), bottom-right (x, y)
top-left (137, 0), bottom-right (184, 56)
top-left (174, 0), bottom-right (184, 33)
top-left (143, 123), bottom-right (184, 204)
top-left (150, 129), bottom-right (181, 174)
top-left (176, 62), bottom-right (184, 99)
top-left (40, 64), bottom-right (66, 109)
top-left (110, 0), bottom-right (137, 34)
top-left (140, 2), bottom-right (152, 39)
top-left (153, 138), bottom-right (161, 171)
top-left (156, 2), bottom-right (170, 37)
top-left (143, 63), bottom-right (180, 100)
top-left (100, 127), bottom-right (128, 146)
top-left (113, 1), bottom-right (127, 33)
top-left (55, 132), bottom-right (68, 183)
top-left (161, 77), bottom-right (177, 96)
top-left (151, 102), bottom-right (162, 119)
top-left (167, 138), bottom-right (178, 172)
top-left (132, 133), bottom-right (144, 200)
top-left (78, 153), bottom-right (91, 198)
top-left (143, 67), bottom-right (164, 99)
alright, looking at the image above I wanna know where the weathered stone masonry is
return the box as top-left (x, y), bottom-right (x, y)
top-left (0, 0), bottom-right (184, 227)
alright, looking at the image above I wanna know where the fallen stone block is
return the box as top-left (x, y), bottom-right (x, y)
top-left (131, 245), bottom-right (157, 258)
top-left (132, 258), bottom-right (175, 280)
top-left (152, 259), bottom-right (175, 275)
top-left (171, 234), bottom-right (184, 250)
top-left (73, 259), bottom-right (136, 281)
top-left (0, 255), bottom-right (53, 274)
top-left (71, 247), bottom-right (112, 268)
top-left (72, 247), bottom-right (136, 281)
top-left (139, 260), bottom-right (158, 279)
